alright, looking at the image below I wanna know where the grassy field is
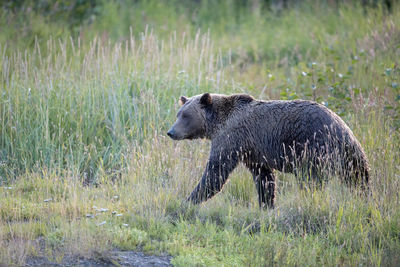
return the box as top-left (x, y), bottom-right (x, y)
top-left (0, 1), bottom-right (399, 266)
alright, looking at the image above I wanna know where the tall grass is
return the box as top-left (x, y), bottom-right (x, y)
top-left (1, 2), bottom-right (399, 182)
top-left (0, 29), bottom-right (224, 182)
top-left (0, 1), bottom-right (399, 266)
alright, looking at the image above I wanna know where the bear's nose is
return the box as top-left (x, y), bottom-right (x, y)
top-left (167, 129), bottom-right (175, 139)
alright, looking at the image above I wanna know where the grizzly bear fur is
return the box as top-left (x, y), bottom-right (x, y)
top-left (167, 93), bottom-right (369, 208)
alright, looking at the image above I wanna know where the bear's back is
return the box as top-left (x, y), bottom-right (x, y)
top-left (222, 99), bottom-right (360, 170)
top-left (250, 99), bottom-right (352, 142)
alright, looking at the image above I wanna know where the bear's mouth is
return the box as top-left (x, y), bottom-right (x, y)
top-left (167, 132), bottom-right (195, 141)
top-left (170, 135), bottom-right (184, 140)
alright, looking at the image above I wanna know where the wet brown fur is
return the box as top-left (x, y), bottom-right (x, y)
top-left (167, 93), bottom-right (370, 208)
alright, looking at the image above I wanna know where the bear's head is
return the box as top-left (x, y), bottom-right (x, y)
top-left (167, 93), bottom-right (212, 140)
top-left (167, 93), bottom-right (254, 140)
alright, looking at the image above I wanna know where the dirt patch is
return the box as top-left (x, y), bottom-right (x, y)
top-left (25, 250), bottom-right (172, 267)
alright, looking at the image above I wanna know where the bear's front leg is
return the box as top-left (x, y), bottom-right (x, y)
top-left (187, 147), bottom-right (239, 205)
top-left (254, 167), bottom-right (275, 208)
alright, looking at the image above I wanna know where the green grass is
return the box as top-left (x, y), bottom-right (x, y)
top-left (0, 1), bottom-right (399, 266)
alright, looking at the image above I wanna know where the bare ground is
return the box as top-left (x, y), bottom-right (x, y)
top-left (24, 250), bottom-right (172, 267)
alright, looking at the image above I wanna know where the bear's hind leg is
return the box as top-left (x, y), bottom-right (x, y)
top-left (254, 167), bottom-right (275, 209)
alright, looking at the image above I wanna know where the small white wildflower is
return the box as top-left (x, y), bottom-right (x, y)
top-left (96, 208), bottom-right (109, 212)
top-left (97, 221), bottom-right (106, 226)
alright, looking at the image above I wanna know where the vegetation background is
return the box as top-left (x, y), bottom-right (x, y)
top-left (0, 0), bottom-right (399, 266)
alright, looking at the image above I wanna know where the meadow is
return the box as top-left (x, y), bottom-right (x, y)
top-left (0, 1), bottom-right (399, 266)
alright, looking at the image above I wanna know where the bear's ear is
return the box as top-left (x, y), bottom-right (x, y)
top-left (179, 96), bottom-right (188, 106)
top-left (200, 93), bottom-right (212, 107)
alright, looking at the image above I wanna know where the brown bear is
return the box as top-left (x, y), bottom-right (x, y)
top-left (167, 93), bottom-right (369, 208)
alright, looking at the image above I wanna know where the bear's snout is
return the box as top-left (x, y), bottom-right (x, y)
top-left (167, 128), bottom-right (178, 140)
